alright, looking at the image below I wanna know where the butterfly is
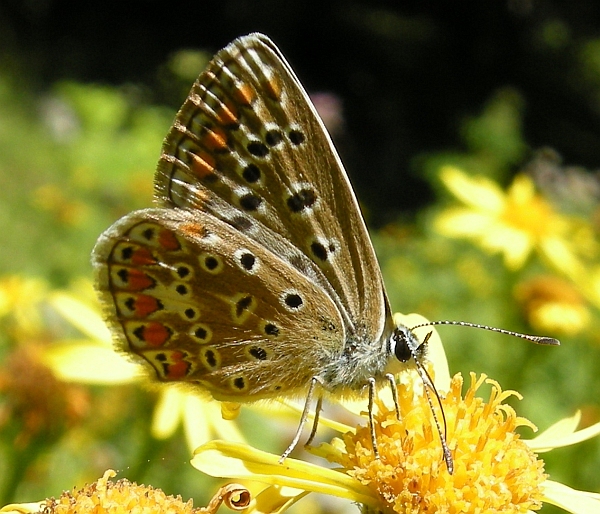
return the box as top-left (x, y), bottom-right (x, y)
top-left (92, 33), bottom-right (558, 474)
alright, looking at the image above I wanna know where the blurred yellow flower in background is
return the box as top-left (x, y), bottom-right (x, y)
top-left (435, 166), bottom-right (584, 276)
top-left (515, 276), bottom-right (590, 336)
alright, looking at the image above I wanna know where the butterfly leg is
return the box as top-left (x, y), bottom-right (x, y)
top-left (279, 376), bottom-right (322, 463)
top-left (367, 377), bottom-right (380, 459)
top-left (386, 373), bottom-right (400, 419)
top-left (304, 394), bottom-right (323, 448)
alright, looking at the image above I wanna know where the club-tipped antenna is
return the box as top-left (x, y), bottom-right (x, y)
top-left (410, 320), bottom-right (560, 346)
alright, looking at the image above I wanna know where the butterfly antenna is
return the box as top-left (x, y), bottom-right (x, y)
top-left (411, 331), bottom-right (454, 474)
top-left (410, 320), bottom-right (560, 346)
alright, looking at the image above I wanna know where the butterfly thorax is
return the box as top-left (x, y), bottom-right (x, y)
top-left (316, 323), bottom-right (426, 394)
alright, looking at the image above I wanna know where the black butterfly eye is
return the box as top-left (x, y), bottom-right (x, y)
top-left (392, 329), bottom-right (412, 362)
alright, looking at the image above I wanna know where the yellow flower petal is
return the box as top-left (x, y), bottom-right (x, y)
top-left (479, 224), bottom-right (532, 268)
top-left (440, 166), bottom-right (505, 212)
top-left (246, 486), bottom-right (308, 514)
top-left (0, 503), bottom-right (46, 514)
top-left (539, 237), bottom-right (586, 280)
top-left (152, 387), bottom-right (189, 440)
top-left (509, 173), bottom-right (536, 201)
top-left (435, 209), bottom-right (495, 237)
top-left (152, 389), bottom-right (246, 452)
top-left (541, 480), bottom-right (600, 514)
top-left (42, 341), bottom-right (140, 383)
top-left (191, 441), bottom-right (377, 508)
top-left (189, 398), bottom-right (246, 447)
top-left (528, 411), bottom-right (600, 453)
top-left (49, 291), bottom-right (112, 343)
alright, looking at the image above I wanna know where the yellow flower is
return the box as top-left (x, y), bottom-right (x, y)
top-left (0, 276), bottom-right (48, 339)
top-left (0, 469), bottom-right (251, 514)
top-left (514, 276), bottom-right (590, 336)
top-left (190, 314), bottom-right (600, 514)
top-left (435, 166), bottom-right (584, 275)
top-left (192, 373), bottom-right (600, 513)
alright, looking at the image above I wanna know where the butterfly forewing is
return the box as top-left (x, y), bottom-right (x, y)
top-left (155, 33), bottom-right (392, 346)
top-left (94, 207), bottom-right (346, 401)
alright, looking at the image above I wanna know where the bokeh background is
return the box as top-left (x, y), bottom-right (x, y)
top-left (1, 1), bottom-right (600, 513)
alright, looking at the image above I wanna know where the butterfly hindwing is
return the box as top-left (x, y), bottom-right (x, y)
top-left (93, 207), bottom-right (346, 401)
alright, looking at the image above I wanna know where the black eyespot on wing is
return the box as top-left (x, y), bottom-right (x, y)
top-left (265, 129), bottom-right (283, 146)
top-left (176, 265), bottom-right (191, 278)
top-left (142, 228), bottom-right (155, 240)
top-left (240, 252), bottom-right (256, 271)
top-left (264, 323), bottom-right (279, 336)
top-left (289, 129), bottom-right (305, 145)
top-left (247, 141), bottom-right (269, 157)
top-left (205, 350), bottom-right (217, 367)
top-left (236, 295), bottom-right (254, 318)
top-left (287, 188), bottom-right (316, 212)
top-left (239, 193), bottom-right (263, 211)
top-left (120, 246), bottom-right (134, 260)
top-left (249, 346), bottom-right (268, 360)
top-left (242, 163), bottom-right (261, 183)
top-left (311, 241), bottom-right (328, 261)
top-left (284, 293), bottom-right (303, 310)
top-left (204, 256), bottom-right (219, 270)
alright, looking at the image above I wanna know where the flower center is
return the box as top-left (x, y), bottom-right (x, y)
top-left (332, 373), bottom-right (547, 513)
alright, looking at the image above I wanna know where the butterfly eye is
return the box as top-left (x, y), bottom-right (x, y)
top-left (391, 328), bottom-right (413, 363)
